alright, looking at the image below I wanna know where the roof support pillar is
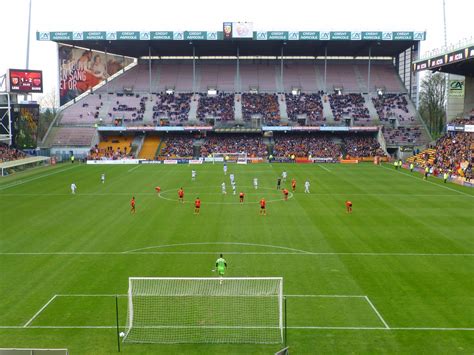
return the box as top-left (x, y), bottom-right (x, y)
top-left (148, 46), bottom-right (152, 94)
top-left (324, 46), bottom-right (328, 93)
top-left (236, 46), bottom-right (240, 93)
top-left (192, 45), bottom-right (196, 93)
top-left (367, 46), bottom-right (372, 94)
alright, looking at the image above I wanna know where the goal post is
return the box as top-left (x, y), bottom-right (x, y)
top-left (212, 152), bottom-right (248, 164)
top-left (124, 277), bottom-right (283, 344)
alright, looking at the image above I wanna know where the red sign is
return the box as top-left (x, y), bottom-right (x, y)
top-left (8, 69), bottom-right (43, 93)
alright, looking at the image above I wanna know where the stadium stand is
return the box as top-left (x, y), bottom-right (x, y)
top-left (285, 93), bottom-right (324, 124)
top-left (152, 93), bottom-right (192, 124)
top-left (197, 93), bottom-right (234, 121)
top-left (50, 127), bottom-right (96, 147)
top-left (372, 94), bottom-right (415, 122)
top-left (343, 136), bottom-right (386, 158)
top-left (91, 135), bottom-right (134, 159)
top-left (200, 134), bottom-right (267, 157)
top-left (0, 143), bottom-right (27, 162)
top-left (382, 126), bottom-right (422, 145)
top-left (160, 135), bottom-right (194, 158)
top-left (328, 93), bottom-right (370, 122)
top-left (273, 134), bottom-right (341, 158)
top-left (241, 93), bottom-right (280, 124)
top-left (138, 136), bottom-right (161, 159)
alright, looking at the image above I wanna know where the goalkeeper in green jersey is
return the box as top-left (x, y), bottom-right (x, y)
top-left (215, 254), bottom-right (227, 284)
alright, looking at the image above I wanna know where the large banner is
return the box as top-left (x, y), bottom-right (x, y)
top-left (58, 45), bottom-right (133, 106)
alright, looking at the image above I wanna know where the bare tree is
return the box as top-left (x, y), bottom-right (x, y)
top-left (419, 72), bottom-right (446, 138)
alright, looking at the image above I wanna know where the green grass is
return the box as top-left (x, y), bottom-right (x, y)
top-left (0, 162), bottom-right (473, 354)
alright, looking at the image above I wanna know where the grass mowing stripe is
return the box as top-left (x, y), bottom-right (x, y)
top-left (0, 165), bottom-right (79, 191)
top-left (379, 164), bottom-right (473, 197)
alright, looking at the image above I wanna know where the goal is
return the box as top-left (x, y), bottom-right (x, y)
top-left (212, 152), bottom-right (248, 164)
top-left (123, 277), bottom-right (283, 344)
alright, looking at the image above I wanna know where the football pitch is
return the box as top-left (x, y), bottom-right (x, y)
top-left (0, 162), bottom-right (473, 354)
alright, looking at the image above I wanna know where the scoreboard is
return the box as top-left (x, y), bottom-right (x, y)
top-left (8, 69), bottom-right (43, 93)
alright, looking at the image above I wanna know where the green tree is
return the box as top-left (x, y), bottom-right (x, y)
top-left (419, 72), bottom-right (446, 138)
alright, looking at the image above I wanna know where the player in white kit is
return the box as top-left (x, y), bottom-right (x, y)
top-left (282, 171), bottom-right (287, 182)
top-left (253, 177), bottom-right (258, 190)
top-left (223, 164), bottom-right (228, 175)
top-left (229, 173), bottom-right (235, 183)
top-left (304, 180), bottom-right (310, 193)
top-left (101, 173), bottom-right (105, 184)
top-left (221, 182), bottom-right (227, 194)
top-left (191, 169), bottom-right (196, 181)
top-left (70, 183), bottom-right (77, 194)
top-left (231, 181), bottom-right (236, 195)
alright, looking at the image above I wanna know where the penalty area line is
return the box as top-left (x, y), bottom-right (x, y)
top-left (364, 296), bottom-right (390, 329)
top-left (2, 325), bottom-right (474, 331)
top-left (23, 295), bottom-right (57, 328)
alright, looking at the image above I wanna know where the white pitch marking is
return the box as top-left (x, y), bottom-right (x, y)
top-left (127, 165), bottom-right (141, 173)
top-left (122, 242), bottom-right (313, 254)
top-left (0, 166), bottom-right (78, 191)
top-left (364, 296), bottom-right (390, 329)
top-left (317, 164), bottom-right (331, 172)
top-left (1, 325), bottom-right (473, 331)
top-left (23, 295), bottom-right (57, 328)
top-left (0, 251), bottom-right (473, 256)
top-left (380, 165), bottom-right (473, 198)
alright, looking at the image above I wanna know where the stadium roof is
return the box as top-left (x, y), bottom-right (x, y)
top-left (413, 44), bottom-right (474, 77)
top-left (37, 31), bottom-right (425, 58)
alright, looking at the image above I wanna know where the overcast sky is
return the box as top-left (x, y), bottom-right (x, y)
top-left (0, 0), bottom-right (472, 104)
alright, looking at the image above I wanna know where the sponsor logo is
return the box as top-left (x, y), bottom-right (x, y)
top-left (207, 31), bottom-right (217, 40)
top-left (73, 32), bottom-right (83, 40)
top-left (288, 32), bottom-right (299, 40)
top-left (351, 32), bottom-right (361, 40)
top-left (39, 32), bottom-right (50, 40)
top-left (140, 32), bottom-right (150, 40)
top-left (319, 31), bottom-right (330, 40)
top-left (173, 32), bottom-right (184, 40)
top-left (106, 32), bottom-right (116, 40)
top-left (382, 32), bottom-right (393, 40)
top-left (256, 32), bottom-right (267, 40)
top-left (414, 32), bottom-right (424, 40)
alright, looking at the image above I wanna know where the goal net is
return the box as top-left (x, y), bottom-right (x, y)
top-left (212, 152), bottom-right (248, 164)
top-left (124, 277), bottom-right (283, 344)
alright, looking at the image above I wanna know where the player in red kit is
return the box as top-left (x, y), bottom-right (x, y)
top-left (345, 200), bottom-right (352, 213)
top-left (130, 196), bottom-right (136, 214)
top-left (282, 188), bottom-right (289, 201)
top-left (194, 197), bottom-right (201, 214)
top-left (291, 178), bottom-right (296, 192)
top-left (239, 192), bottom-right (244, 204)
top-left (178, 187), bottom-right (184, 203)
top-left (155, 186), bottom-right (161, 194)
top-left (259, 198), bottom-right (266, 216)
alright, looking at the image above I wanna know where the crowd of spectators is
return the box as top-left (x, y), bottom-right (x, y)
top-left (88, 144), bottom-right (134, 160)
top-left (432, 132), bottom-right (473, 174)
top-left (0, 144), bottom-right (26, 163)
top-left (383, 126), bottom-right (422, 145)
top-left (197, 93), bottom-right (234, 121)
top-left (111, 93), bottom-right (146, 122)
top-left (372, 94), bottom-right (414, 122)
top-left (285, 93), bottom-right (324, 123)
top-left (241, 93), bottom-right (280, 124)
top-left (328, 93), bottom-right (370, 121)
top-left (273, 134), bottom-right (341, 158)
top-left (343, 136), bottom-right (386, 158)
top-left (152, 93), bottom-right (192, 123)
top-left (449, 116), bottom-right (474, 125)
top-left (200, 135), bottom-right (267, 157)
top-left (160, 135), bottom-right (194, 157)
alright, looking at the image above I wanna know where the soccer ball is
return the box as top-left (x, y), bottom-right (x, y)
top-left (119, 331), bottom-right (125, 337)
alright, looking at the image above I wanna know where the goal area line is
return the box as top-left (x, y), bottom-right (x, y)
top-left (15, 293), bottom-right (473, 332)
